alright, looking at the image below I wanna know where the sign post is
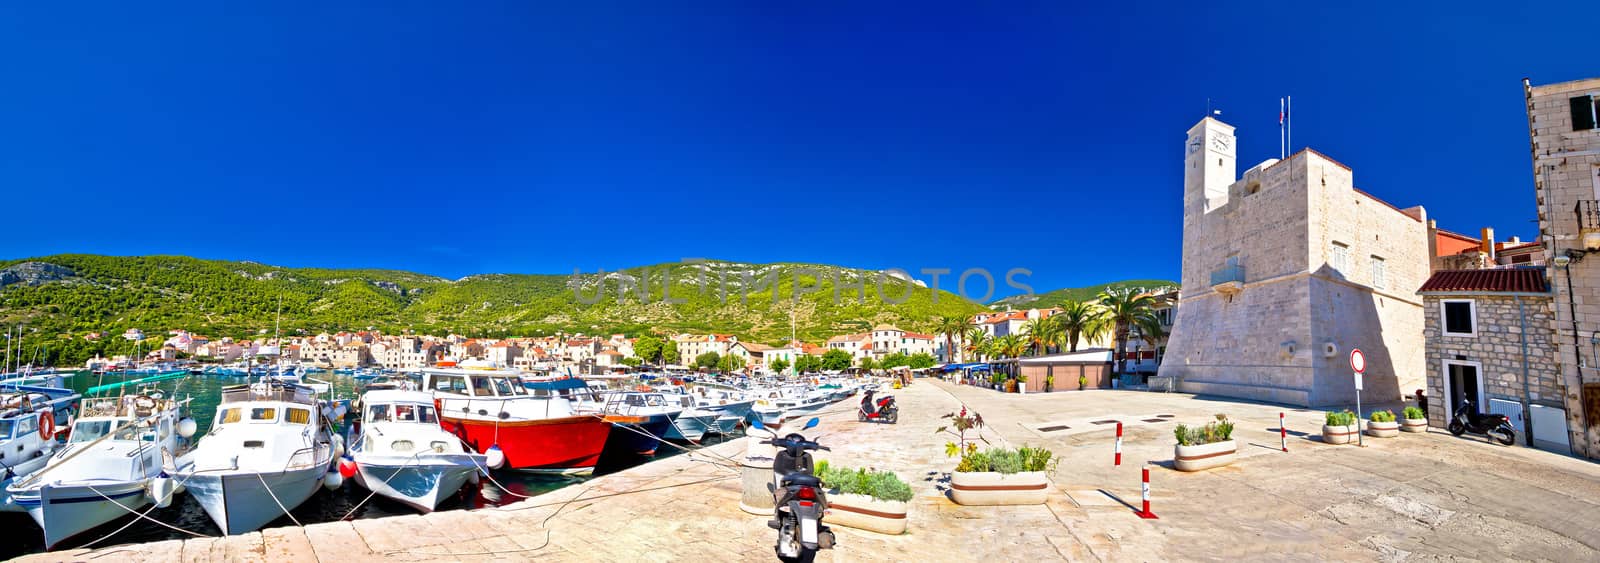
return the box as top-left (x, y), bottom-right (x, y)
top-left (1350, 348), bottom-right (1366, 447)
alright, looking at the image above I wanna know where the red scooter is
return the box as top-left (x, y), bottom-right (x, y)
top-left (857, 390), bottom-right (898, 424)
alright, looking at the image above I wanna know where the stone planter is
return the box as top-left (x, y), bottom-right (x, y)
top-left (949, 471), bottom-right (1049, 506)
top-left (1400, 418), bottom-right (1428, 433)
top-left (1366, 420), bottom-right (1399, 438)
top-left (1173, 439), bottom-right (1237, 472)
top-left (826, 492), bottom-right (908, 535)
top-left (1321, 424), bottom-right (1357, 445)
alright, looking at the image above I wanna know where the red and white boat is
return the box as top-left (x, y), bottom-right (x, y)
top-left (420, 362), bottom-right (612, 475)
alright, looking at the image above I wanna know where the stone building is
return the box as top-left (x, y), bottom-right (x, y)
top-left (1524, 76), bottom-right (1600, 459)
top-left (1158, 116), bottom-right (1429, 407)
top-left (1417, 269), bottom-right (1568, 452)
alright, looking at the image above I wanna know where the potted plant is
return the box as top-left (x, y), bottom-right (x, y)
top-left (1366, 410), bottom-right (1399, 438)
top-left (1078, 374), bottom-right (1087, 391)
top-left (814, 461), bottom-right (913, 534)
top-left (1321, 410), bottom-right (1358, 445)
top-left (947, 446), bottom-right (1057, 505)
top-left (1173, 414), bottom-right (1237, 471)
top-left (1016, 374), bottom-right (1027, 394)
top-left (1400, 406), bottom-right (1428, 433)
top-left (1044, 374), bottom-right (1055, 392)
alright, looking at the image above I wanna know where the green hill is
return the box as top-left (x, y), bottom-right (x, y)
top-left (989, 279), bottom-right (1177, 309)
top-left (0, 255), bottom-right (988, 365)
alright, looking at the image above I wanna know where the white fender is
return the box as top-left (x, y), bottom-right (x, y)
top-left (148, 477), bottom-right (175, 508)
top-left (485, 445), bottom-right (506, 469)
top-left (323, 469), bottom-right (344, 490)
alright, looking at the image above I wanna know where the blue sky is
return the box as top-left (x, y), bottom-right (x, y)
top-left (1, 2), bottom-right (1595, 298)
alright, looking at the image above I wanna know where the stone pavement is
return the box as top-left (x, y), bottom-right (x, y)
top-left (22, 380), bottom-right (1600, 561)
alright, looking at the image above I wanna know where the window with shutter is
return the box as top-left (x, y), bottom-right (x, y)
top-left (1574, 95), bottom-right (1598, 132)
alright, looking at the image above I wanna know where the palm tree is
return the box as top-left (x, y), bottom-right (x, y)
top-left (1020, 316), bottom-right (1061, 356)
top-left (997, 334), bottom-right (1030, 379)
top-left (964, 329), bottom-right (990, 362)
top-left (1098, 288), bottom-right (1158, 375)
top-left (1053, 300), bottom-right (1108, 353)
top-left (935, 315), bottom-right (977, 363)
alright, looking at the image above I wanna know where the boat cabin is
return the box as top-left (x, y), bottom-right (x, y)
top-left (423, 370), bottom-right (529, 398)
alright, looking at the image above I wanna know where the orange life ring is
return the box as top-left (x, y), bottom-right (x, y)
top-left (39, 408), bottom-right (54, 439)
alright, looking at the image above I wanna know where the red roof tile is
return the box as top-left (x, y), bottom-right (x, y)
top-left (1418, 269), bottom-right (1549, 294)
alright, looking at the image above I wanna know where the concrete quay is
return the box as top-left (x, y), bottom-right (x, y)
top-left (22, 379), bottom-right (1600, 561)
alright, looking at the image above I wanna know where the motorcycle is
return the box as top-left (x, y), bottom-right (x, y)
top-left (1447, 398), bottom-right (1515, 445)
top-left (751, 417), bottom-right (836, 563)
top-left (857, 390), bottom-right (898, 424)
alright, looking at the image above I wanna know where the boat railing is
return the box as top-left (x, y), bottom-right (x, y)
top-left (282, 444), bottom-right (330, 472)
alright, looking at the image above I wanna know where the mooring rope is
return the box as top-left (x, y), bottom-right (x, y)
top-left (77, 468), bottom-right (211, 549)
top-left (337, 451), bottom-right (427, 521)
top-left (256, 471), bottom-right (304, 528)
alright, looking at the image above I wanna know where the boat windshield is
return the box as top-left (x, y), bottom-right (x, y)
top-left (0, 419), bottom-right (13, 439)
top-left (70, 419), bottom-right (137, 443)
top-left (369, 404), bottom-right (437, 424)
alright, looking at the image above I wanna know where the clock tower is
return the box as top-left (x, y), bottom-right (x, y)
top-left (1183, 116), bottom-right (1238, 217)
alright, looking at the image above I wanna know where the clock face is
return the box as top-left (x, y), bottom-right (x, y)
top-left (1209, 134), bottom-right (1232, 153)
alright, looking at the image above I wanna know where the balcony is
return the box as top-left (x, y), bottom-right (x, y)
top-left (1210, 264), bottom-right (1245, 295)
top-left (1578, 200), bottom-right (1600, 236)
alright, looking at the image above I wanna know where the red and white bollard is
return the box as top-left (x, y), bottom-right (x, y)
top-left (1280, 412), bottom-right (1288, 452)
top-left (1137, 465), bottom-right (1158, 519)
top-left (1114, 421), bottom-right (1123, 466)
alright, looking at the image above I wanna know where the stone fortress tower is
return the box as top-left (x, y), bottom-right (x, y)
top-left (1157, 117), bottom-right (1428, 407)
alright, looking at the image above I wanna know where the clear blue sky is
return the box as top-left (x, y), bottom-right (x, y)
top-left (2, 2), bottom-right (1595, 298)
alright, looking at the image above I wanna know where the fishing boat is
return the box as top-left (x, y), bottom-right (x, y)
top-left (345, 386), bottom-right (484, 513)
top-left (678, 385), bottom-right (755, 435)
top-left (659, 394), bottom-right (718, 443)
top-left (175, 380), bottom-right (337, 535)
top-left (426, 364), bottom-right (611, 475)
top-left (0, 410), bottom-right (63, 513)
top-left (7, 391), bottom-right (194, 549)
top-left (580, 389), bottom-right (682, 456)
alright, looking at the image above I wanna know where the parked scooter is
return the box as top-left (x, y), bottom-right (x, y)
top-left (751, 417), bottom-right (836, 563)
top-left (857, 390), bottom-right (898, 424)
top-left (1448, 397), bottom-right (1515, 445)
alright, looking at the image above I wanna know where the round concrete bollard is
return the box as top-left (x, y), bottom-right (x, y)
top-left (739, 438), bottom-right (779, 515)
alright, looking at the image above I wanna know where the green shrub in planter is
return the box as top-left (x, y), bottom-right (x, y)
top-left (1174, 414), bottom-right (1236, 446)
top-left (1325, 410), bottom-right (1357, 426)
top-left (814, 460), bottom-right (914, 503)
top-left (1403, 406), bottom-right (1425, 420)
top-left (956, 446), bottom-right (1058, 474)
top-left (1370, 410), bottom-right (1396, 423)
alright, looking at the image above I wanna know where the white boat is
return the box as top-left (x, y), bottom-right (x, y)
top-left (175, 381), bottom-right (337, 535)
top-left (0, 407), bottom-right (64, 513)
top-left (660, 385), bottom-right (754, 436)
top-left (7, 393), bottom-right (193, 549)
top-left (659, 394), bottom-right (718, 443)
top-left (347, 387), bottom-right (485, 513)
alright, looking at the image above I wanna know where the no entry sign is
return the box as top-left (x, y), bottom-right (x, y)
top-left (1350, 348), bottom-right (1365, 391)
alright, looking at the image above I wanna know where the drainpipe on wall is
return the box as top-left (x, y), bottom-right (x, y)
top-left (1516, 295), bottom-right (1534, 447)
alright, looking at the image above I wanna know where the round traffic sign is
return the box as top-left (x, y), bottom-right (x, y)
top-left (1350, 348), bottom-right (1366, 374)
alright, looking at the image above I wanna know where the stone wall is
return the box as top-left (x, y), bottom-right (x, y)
top-left (1527, 77), bottom-right (1600, 458)
top-left (1422, 295), bottom-right (1561, 429)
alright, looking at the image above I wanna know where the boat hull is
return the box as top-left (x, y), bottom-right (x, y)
top-left (665, 412), bottom-right (718, 443)
top-left (17, 480), bottom-right (151, 549)
top-left (603, 415), bottom-right (672, 456)
top-left (0, 453), bottom-right (54, 513)
top-left (353, 454), bottom-right (482, 513)
top-left (441, 414), bottom-right (611, 474)
top-left (185, 466), bottom-right (327, 535)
